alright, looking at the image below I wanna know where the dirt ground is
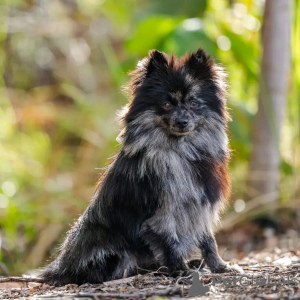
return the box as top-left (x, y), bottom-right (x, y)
top-left (0, 249), bottom-right (299, 300)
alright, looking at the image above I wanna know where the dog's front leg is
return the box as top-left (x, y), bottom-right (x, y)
top-left (160, 238), bottom-right (190, 276)
top-left (142, 225), bottom-right (190, 277)
top-left (199, 234), bottom-right (228, 273)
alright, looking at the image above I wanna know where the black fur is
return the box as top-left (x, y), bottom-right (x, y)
top-left (40, 48), bottom-right (232, 286)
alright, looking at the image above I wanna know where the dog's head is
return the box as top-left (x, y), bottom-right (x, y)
top-left (118, 49), bottom-right (229, 158)
top-left (121, 49), bottom-right (228, 138)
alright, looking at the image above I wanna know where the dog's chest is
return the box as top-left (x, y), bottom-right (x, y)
top-left (143, 148), bottom-right (204, 202)
top-left (139, 148), bottom-right (216, 244)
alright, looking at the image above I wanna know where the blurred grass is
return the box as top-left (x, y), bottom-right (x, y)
top-left (0, 0), bottom-right (299, 275)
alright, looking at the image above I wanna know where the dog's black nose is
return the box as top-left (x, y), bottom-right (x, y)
top-left (176, 117), bottom-right (188, 127)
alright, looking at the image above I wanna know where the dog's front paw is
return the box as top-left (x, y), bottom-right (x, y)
top-left (211, 263), bottom-right (244, 274)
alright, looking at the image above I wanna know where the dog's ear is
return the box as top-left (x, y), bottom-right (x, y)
top-left (189, 48), bottom-right (208, 64)
top-left (185, 48), bottom-right (213, 78)
top-left (146, 50), bottom-right (168, 75)
top-left (136, 50), bottom-right (168, 77)
top-left (124, 50), bottom-right (168, 98)
top-left (186, 48), bottom-right (227, 103)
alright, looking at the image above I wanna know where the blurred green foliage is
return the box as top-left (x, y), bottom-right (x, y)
top-left (0, 0), bottom-right (299, 274)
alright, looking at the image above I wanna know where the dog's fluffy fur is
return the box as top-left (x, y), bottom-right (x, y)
top-left (41, 48), bottom-right (231, 286)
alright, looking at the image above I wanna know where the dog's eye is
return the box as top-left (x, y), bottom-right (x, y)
top-left (190, 100), bottom-right (198, 108)
top-left (163, 102), bottom-right (173, 109)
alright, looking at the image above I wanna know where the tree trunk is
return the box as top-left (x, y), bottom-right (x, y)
top-left (247, 0), bottom-right (291, 200)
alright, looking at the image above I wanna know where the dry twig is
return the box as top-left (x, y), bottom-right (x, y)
top-left (0, 276), bottom-right (44, 283)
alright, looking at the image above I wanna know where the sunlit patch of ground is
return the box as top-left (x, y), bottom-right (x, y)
top-left (0, 250), bottom-right (299, 299)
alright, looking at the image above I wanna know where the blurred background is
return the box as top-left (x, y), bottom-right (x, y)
top-left (0, 0), bottom-right (299, 276)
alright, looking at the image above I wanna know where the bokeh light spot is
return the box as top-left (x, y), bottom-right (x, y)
top-left (182, 18), bottom-right (202, 31)
top-left (234, 199), bottom-right (246, 213)
top-left (217, 35), bottom-right (231, 51)
top-left (2, 181), bottom-right (17, 197)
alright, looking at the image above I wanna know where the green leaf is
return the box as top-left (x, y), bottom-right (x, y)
top-left (126, 15), bottom-right (182, 55)
top-left (281, 160), bottom-right (294, 176)
top-left (163, 25), bottom-right (217, 57)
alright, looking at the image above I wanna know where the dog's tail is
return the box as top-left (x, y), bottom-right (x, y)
top-left (39, 217), bottom-right (109, 286)
top-left (39, 215), bottom-right (138, 286)
top-left (40, 255), bottom-right (105, 286)
top-left (40, 247), bottom-right (137, 286)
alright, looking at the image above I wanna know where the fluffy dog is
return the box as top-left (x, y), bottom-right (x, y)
top-left (41, 48), bottom-right (232, 286)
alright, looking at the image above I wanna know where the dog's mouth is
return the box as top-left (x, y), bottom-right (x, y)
top-left (156, 118), bottom-right (194, 137)
top-left (168, 128), bottom-right (192, 136)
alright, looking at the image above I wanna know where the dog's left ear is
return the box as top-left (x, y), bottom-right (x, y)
top-left (186, 48), bottom-right (227, 99)
top-left (185, 48), bottom-right (213, 78)
top-left (189, 48), bottom-right (208, 64)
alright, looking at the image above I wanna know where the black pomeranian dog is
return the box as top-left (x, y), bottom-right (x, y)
top-left (41, 48), bottom-right (233, 286)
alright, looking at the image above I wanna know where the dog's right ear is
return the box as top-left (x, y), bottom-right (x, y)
top-left (136, 50), bottom-right (168, 77)
top-left (124, 50), bottom-right (168, 98)
top-left (146, 50), bottom-right (168, 75)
